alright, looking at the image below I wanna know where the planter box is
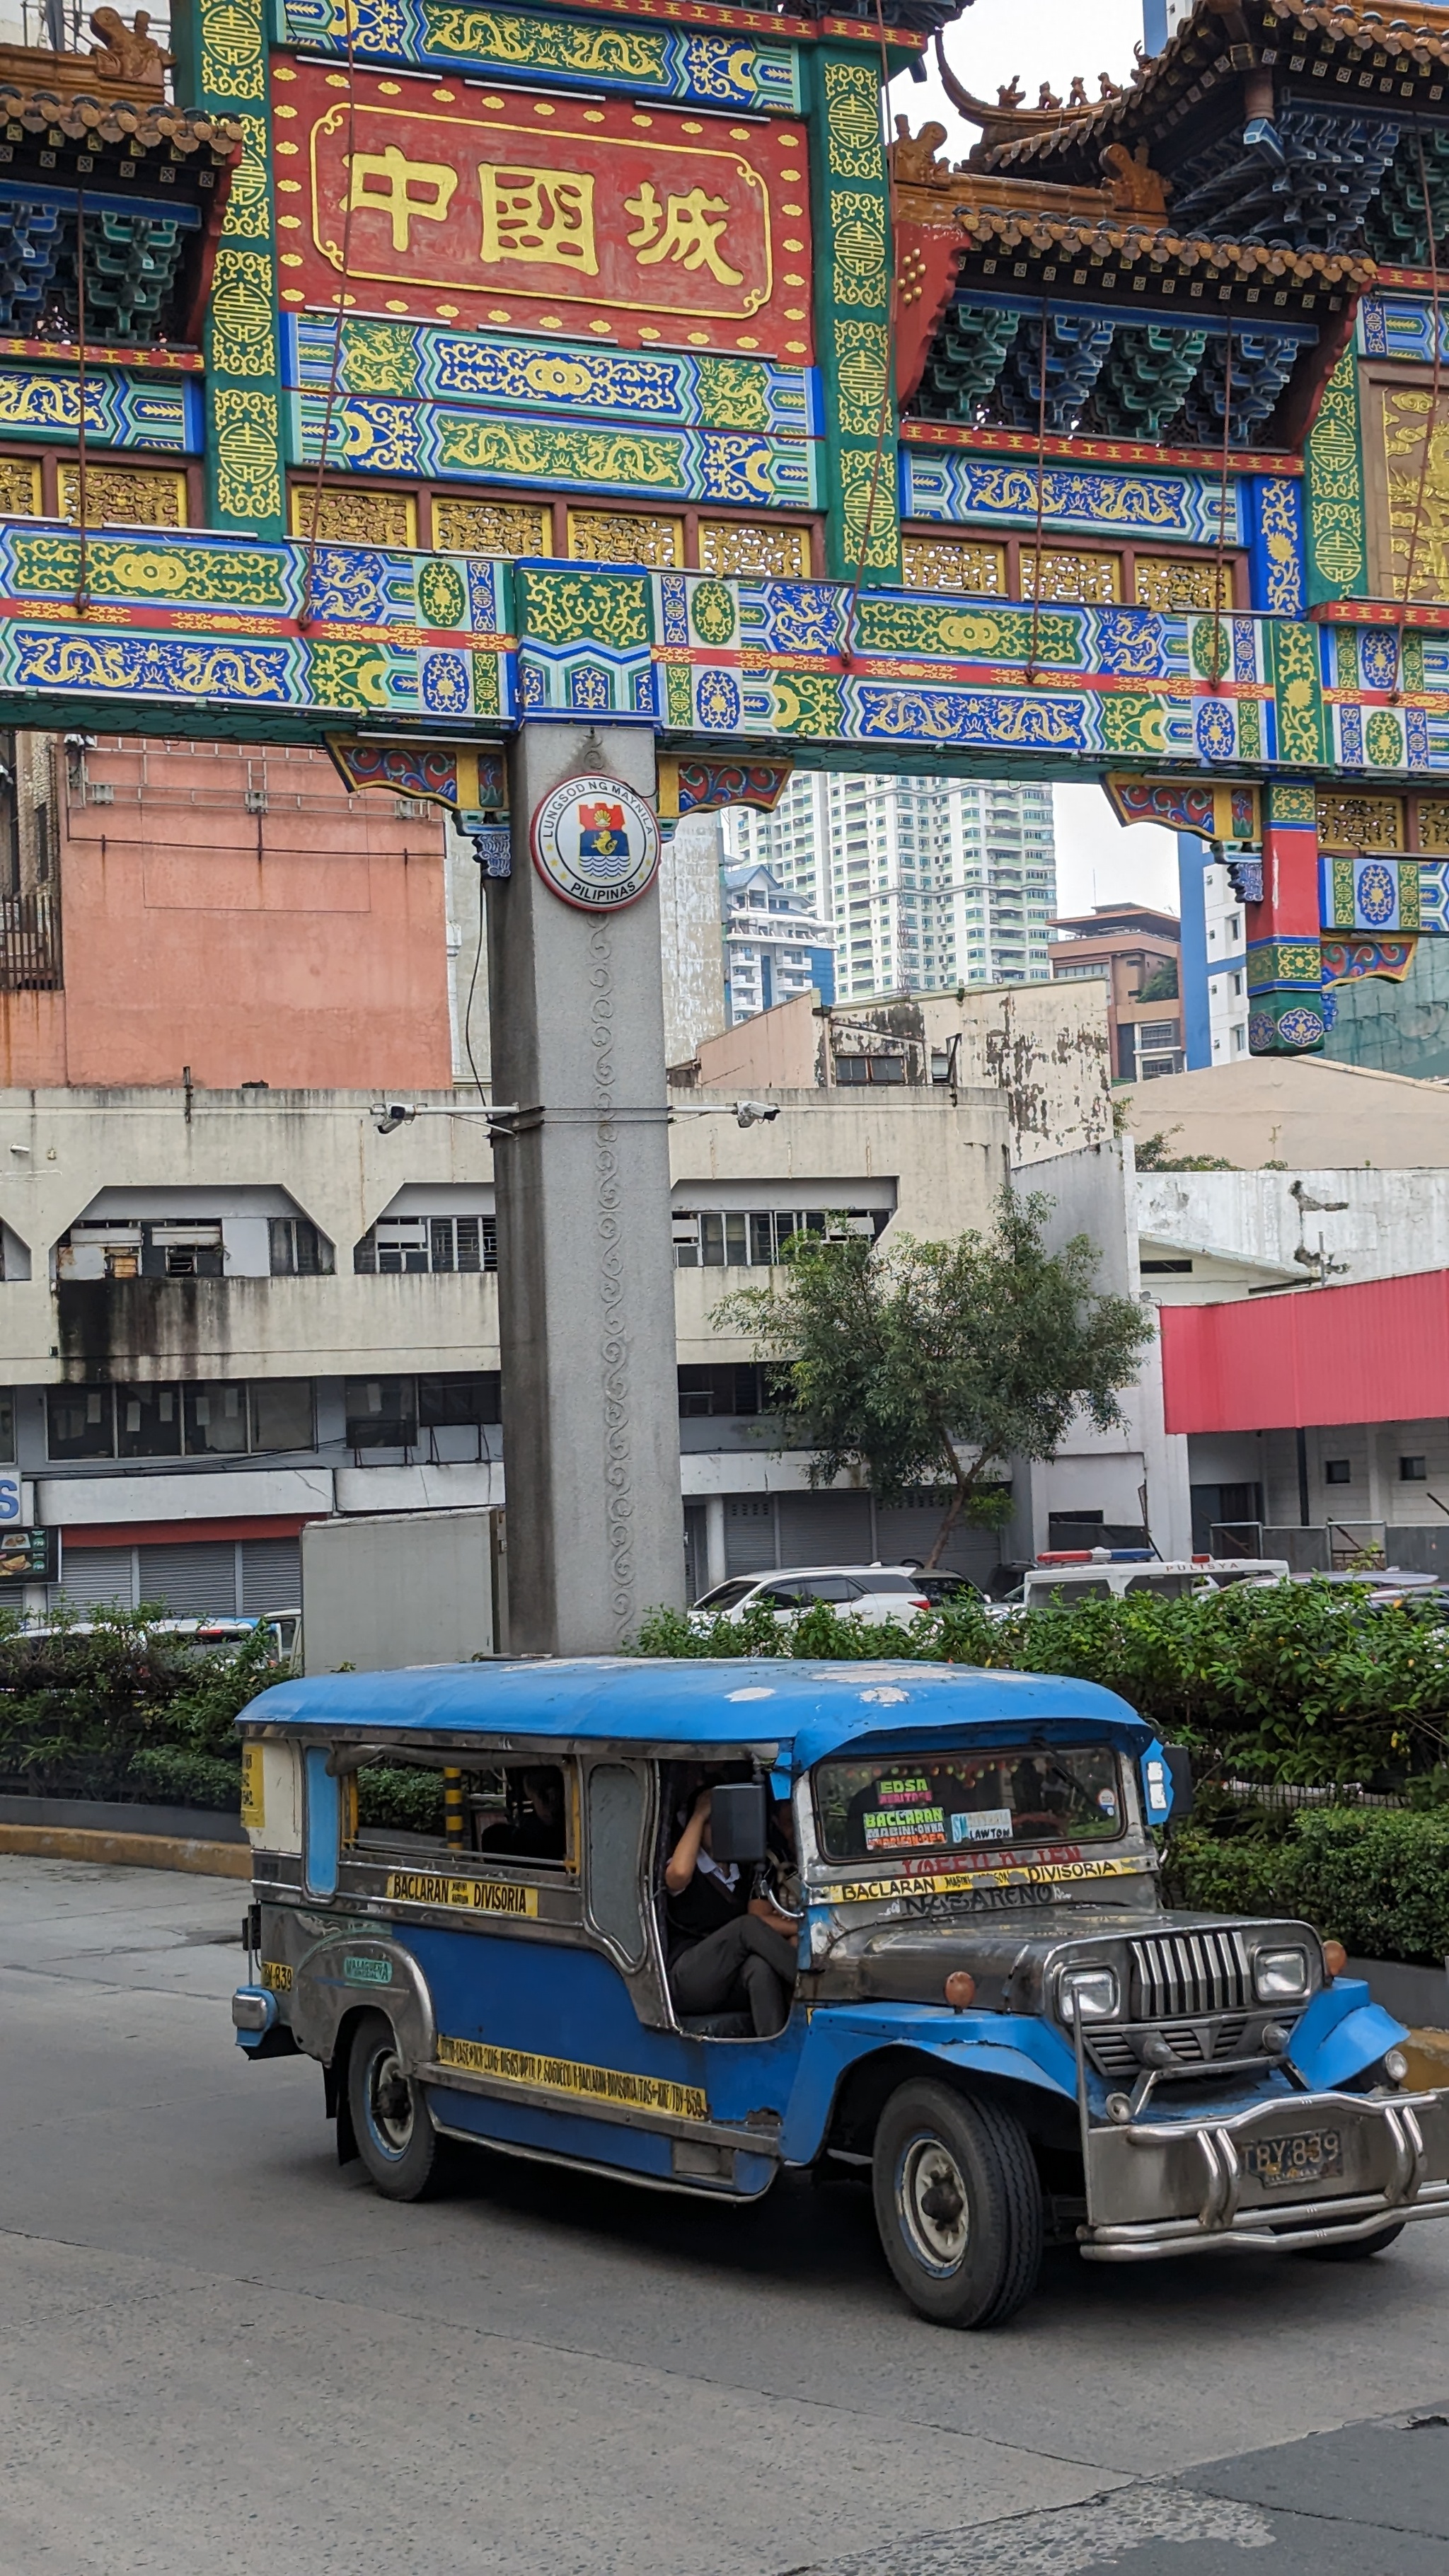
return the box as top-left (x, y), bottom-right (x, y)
top-left (1346, 1953), bottom-right (1449, 2031)
top-left (0, 1791), bottom-right (245, 1844)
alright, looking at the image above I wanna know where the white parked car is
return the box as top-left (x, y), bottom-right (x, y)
top-left (690, 1565), bottom-right (937, 1627)
top-left (991, 1554), bottom-right (1291, 1616)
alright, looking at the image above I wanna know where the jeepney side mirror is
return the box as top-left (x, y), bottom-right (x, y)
top-left (1139, 1740), bottom-right (1195, 1828)
top-left (1164, 1747), bottom-right (1195, 1823)
top-left (709, 1779), bottom-right (768, 1864)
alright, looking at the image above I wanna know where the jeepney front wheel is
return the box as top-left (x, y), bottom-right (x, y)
top-left (872, 2080), bottom-right (1042, 2328)
top-left (347, 2011), bottom-right (449, 2201)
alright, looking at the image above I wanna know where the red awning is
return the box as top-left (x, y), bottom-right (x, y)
top-left (1160, 1269), bottom-right (1449, 1434)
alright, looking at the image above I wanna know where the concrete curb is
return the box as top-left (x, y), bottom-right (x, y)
top-left (0, 1823), bottom-right (250, 1878)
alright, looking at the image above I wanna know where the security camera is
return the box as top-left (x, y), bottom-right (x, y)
top-left (735, 1100), bottom-right (780, 1128)
top-left (372, 1103), bottom-right (416, 1135)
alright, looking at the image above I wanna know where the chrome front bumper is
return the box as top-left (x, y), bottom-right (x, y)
top-left (1080, 2087), bottom-right (1449, 2263)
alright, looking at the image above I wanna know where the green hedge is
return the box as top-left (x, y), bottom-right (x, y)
top-left (1166, 1808), bottom-right (1449, 1965)
top-left (634, 1582), bottom-right (1449, 1791)
top-left (0, 1609), bottom-right (274, 1808)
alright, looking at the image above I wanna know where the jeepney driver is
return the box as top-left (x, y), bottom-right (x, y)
top-left (664, 1785), bottom-right (797, 2038)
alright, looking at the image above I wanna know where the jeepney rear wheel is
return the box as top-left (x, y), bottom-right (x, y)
top-left (872, 2079), bottom-right (1042, 2329)
top-left (347, 2011), bottom-right (449, 2201)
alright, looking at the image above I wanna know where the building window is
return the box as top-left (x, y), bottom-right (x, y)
top-left (833, 1050), bottom-right (906, 1083)
top-left (1140, 1259), bottom-right (1194, 1274)
top-left (1399, 1455), bottom-right (1428, 1480)
top-left (677, 1364), bottom-right (770, 1418)
top-left (47, 1386), bottom-right (116, 1460)
top-left (672, 1208), bottom-right (883, 1269)
top-left (270, 1218), bottom-right (334, 1276)
top-left (117, 1384), bottom-right (182, 1459)
top-left (249, 1381), bottom-right (315, 1453)
top-left (47, 1380), bottom-right (316, 1462)
top-left (345, 1376), bottom-right (419, 1450)
top-left (418, 1372), bottom-right (502, 1428)
top-left (354, 1215), bottom-right (497, 1273)
top-left (185, 1383), bottom-right (249, 1457)
top-left (1324, 1459), bottom-right (1352, 1484)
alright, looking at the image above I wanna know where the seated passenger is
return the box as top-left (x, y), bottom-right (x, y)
top-left (664, 1786), bottom-right (797, 2038)
top-left (476, 1766), bottom-right (567, 1862)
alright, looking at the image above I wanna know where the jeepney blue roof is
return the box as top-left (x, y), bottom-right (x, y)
top-left (238, 1658), bottom-right (1150, 1772)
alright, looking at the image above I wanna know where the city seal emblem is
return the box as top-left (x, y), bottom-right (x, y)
top-left (530, 773), bottom-right (661, 912)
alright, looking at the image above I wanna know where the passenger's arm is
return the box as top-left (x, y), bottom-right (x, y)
top-left (748, 1894), bottom-right (798, 1939)
top-left (664, 1789), bottom-right (711, 1895)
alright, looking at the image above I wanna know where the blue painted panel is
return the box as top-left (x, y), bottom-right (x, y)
top-left (1288, 1979), bottom-right (1406, 2090)
top-left (397, 1922), bottom-right (805, 2128)
top-left (423, 2084), bottom-right (776, 2193)
top-left (780, 2004), bottom-right (1079, 2163)
top-left (1177, 833), bottom-right (1213, 1069)
top-left (302, 1747), bottom-right (340, 1900)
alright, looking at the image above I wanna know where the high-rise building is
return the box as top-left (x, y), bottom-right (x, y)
top-left (720, 774), bottom-right (1057, 999)
top-left (721, 860), bottom-right (834, 1025)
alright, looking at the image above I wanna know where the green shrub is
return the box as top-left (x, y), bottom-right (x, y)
top-left (1166, 1808), bottom-right (1449, 1964)
top-left (0, 1609), bottom-right (275, 1808)
top-left (357, 1763), bottom-right (446, 1835)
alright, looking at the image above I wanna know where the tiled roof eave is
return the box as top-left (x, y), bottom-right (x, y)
top-left (0, 82), bottom-right (243, 153)
top-left (950, 202), bottom-right (1378, 289)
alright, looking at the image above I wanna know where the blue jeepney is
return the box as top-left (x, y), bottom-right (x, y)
top-left (231, 1657), bottom-right (1449, 2327)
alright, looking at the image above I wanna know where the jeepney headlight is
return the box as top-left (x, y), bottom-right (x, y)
top-left (1059, 1965), bottom-right (1119, 2025)
top-left (1254, 1945), bottom-right (1310, 2002)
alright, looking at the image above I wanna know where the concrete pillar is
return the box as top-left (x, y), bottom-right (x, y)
top-left (487, 723), bottom-right (686, 1653)
top-left (704, 1494), bottom-right (727, 1593)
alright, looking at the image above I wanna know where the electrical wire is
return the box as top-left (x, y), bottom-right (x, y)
top-left (463, 861), bottom-right (487, 1106)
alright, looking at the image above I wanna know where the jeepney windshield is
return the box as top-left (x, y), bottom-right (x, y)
top-left (812, 1747), bottom-right (1124, 1863)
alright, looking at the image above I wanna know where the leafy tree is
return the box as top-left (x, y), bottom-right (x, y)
top-left (711, 1190), bottom-right (1154, 1567)
top-left (1135, 1126), bottom-right (1236, 1173)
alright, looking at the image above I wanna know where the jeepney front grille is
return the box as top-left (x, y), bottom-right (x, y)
top-left (1128, 1928), bottom-right (1251, 2021)
top-left (1088, 2014), bottom-right (1252, 2077)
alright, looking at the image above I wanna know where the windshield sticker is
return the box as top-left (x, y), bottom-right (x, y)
top-left (874, 1777), bottom-right (932, 1805)
top-left (1097, 1789), bottom-right (1118, 1816)
top-left (863, 1804), bottom-right (945, 1850)
top-left (436, 2034), bottom-right (707, 2122)
top-left (950, 1807), bottom-right (1014, 1843)
top-left (385, 1871), bottom-right (539, 1917)
top-left (829, 1854), bottom-right (1146, 1904)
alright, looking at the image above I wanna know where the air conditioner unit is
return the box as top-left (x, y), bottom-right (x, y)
top-left (86, 780), bottom-right (114, 805)
top-left (245, 788), bottom-right (268, 814)
top-left (395, 797), bottom-right (428, 820)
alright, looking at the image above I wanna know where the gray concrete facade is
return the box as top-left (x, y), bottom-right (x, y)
top-left (490, 724), bottom-right (686, 1651)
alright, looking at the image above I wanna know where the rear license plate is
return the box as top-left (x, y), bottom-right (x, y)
top-left (1244, 2127), bottom-right (1344, 2188)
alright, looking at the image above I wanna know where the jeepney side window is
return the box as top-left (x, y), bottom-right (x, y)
top-left (344, 1751), bottom-right (577, 1871)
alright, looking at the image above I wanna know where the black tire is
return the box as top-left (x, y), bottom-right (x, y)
top-left (347, 2011), bottom-right (449, 2201)
top-left (1305, 2222), bottom-right (1406, 2261)
top-left (872, 2079), bottom-right (1042, 2328)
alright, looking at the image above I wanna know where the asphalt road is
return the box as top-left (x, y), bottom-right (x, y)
top-left (0, 1856), bottom-right (1445, 2576)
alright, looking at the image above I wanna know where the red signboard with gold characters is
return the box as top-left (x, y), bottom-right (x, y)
top-left (279, 62), bottom-right (814, 359)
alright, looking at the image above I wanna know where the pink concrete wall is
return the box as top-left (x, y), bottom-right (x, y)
top-left (5, 738), bottom-right (454, 1090)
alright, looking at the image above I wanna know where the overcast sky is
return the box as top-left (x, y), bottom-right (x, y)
top-left (889, 0), bottom-right (1181, 920)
